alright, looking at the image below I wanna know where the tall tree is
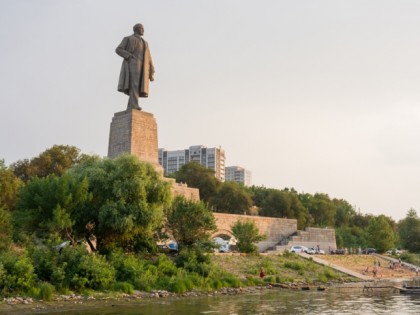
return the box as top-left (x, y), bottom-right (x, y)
top-left (166, 196), bottom-right (217, 251)
top-left (0, 160), bottom-right (22, 211)
top-left (0, 206), bottom-right (12, 250)
top-left (211, 181), bottom-right (253, 214)
top-left (14, 173), bottom-right (90, 244)
top-left (398, 209), bottom-right (420, 253)
top-left (302, 193), bottom-right (336, 227)
top-left (174, 162), bottom-right (220, 203)
top-left (11, 145), bottom-right (90, 182)
top-left (69, 155), bottom-right (171, 253)
top-left (367, 215), bottom-right (396, 252)
top-left (333, 199), bottom-right (356, 228)
top-left (231, 219), bottom-right (266, 253)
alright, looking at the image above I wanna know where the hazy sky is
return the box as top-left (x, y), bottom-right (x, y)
top-left (1, 1), bottom-right (420, 221)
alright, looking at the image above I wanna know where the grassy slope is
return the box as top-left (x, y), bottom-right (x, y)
top-left (212, 253), bottom-right (356, 284)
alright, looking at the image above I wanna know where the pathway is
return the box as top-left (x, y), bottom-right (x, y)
top-left (299, 253), bottom-right (373, 281)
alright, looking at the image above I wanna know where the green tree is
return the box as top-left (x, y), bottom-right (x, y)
top-left (0, 206), bottom-right (12, 250)
top-left (174, 162), bottom-right (220, 203)
top-left (259, 189), bottom-right (311, 229)
top-left (211, 181), bottom-right (253, 214)
top-left (11, 145), bottom-right (90, 182)
top-left (14, 173), bottom-right (90, 244)
top-left (166, 196), bottom-right (217, 251)
top-left (333, 199), bottom-right (356, 228)
top-left (70, 155), bottom-right (171, 253)
top-left (398, 209), bottom-right (420, 253)
top-left (367, 215), bottom-right (396, 252)
top-left (301, 193), bottom-right (336, 227)
top-left (231, 219), bottom-right (266, 253)
top-left (0, 160), bottom-right (22, 211)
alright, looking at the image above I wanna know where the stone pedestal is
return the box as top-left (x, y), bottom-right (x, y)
top-left (108, 109), bottom-right (163, 172)
top-left (107, 109), bottom-right (199, 200)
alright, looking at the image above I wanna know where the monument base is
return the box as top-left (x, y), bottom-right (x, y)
top-left (108, 109), bottom-right (163, 174)
top-left (107, 109), bottom-right (199, 201)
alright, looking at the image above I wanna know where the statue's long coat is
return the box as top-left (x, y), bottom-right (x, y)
top-left (116, 34), bottom-right (154, 97)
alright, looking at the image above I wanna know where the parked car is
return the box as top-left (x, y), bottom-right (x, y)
top-left (362, 248), bottom-right (376, 254)
top-left (168, 242), bottom-right (178, 254)
top-left (306, 247), bottom-right (316, 254)
top-left (290, 245), bottom-right (308, 253)
top-left (308, 247), bottom-right (325, 255)
top-left (213, 237), bottom-right (230, 253)
top-left (386, 249), bottom-right (403, 255)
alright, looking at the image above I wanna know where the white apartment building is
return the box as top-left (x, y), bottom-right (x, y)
top-left (225, 166), bottom-right (252, 187)
top-left (158, 145), bottom-right (225, 181)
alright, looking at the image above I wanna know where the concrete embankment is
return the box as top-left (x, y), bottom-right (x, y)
top-left (299, 253), bottom-right (373, 281)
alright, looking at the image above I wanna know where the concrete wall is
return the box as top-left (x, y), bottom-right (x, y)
top-left (170, 181), bottom-right (200, 201)
top-left (287, 227), bottom-right (337, 252)
top-left (212, 213), bottom-right (298, 252)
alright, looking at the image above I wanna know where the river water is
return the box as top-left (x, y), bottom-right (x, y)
top-left (39, 287), bottom-right (420, 315)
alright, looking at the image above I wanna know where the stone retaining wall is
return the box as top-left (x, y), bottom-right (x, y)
top-left (212, 213), bottom-right (298, 252)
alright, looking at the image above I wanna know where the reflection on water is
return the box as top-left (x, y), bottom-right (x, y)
top-left (43, 288), bottom-right (420, 315)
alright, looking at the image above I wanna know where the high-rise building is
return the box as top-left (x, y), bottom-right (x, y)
top-left (159, 145), bottom-right (225, 181)
top-left (225, 166), bottom-right (252, 187)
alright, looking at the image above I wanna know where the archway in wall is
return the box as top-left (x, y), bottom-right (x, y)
top-left (211, 229), bottom-right (236, 245)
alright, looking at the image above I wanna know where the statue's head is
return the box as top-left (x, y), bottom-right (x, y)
top-left (133, 23), bottom-right (144, 35)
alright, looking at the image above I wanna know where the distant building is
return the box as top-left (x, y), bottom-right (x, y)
top-left (159, 145), bottom-right (225, 181)
top-left (225, 166), bottom-right (252, 187)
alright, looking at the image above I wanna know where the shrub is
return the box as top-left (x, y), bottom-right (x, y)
top-left (76, 254), bottom-right (116, 290)
top-left (323, 269), bottom-right (339, 280)
top-left (282, 250), bottom-right (293, 258)
top-left (155, 254), bottom-right (177, 277)
top-left (220, 275), bottom-right (241, 288)
top-left (38, 282), bottom-right (55, 301)
top-left (57, 245), bottom-right (89, 287)
top-left (168, 270), bottom-right (194, 294)
top-left (283, 261), bottom-right (305, 271)
top-left (31, 247), bottom-right (58, 282)
top-left (113, 281), bottom-right (134, 294)
top-left (133, 266), bottom-right (158, 292)
top-left (317, 274), bottom-right (328, 283)
top-left (109, 251), bottom-right (145, 283)
top-left (175, 248), bottom-right (212, 277)
top-left (263, 276), bottom-right (275, 283)
top-left (0, 251), bottom-right (36, 294)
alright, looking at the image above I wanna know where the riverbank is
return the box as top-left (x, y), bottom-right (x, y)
top-left (0, 253), bottom-right (413, 314)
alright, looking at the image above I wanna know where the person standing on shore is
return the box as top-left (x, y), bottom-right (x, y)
top-left (260, 267), bottom-right (265, 279)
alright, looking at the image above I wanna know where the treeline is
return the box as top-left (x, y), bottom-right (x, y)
top-left (2, 145), bottom-right (263, 297)
top-left (172, 159), bottom-right (420, 253)
top-left (2, 145), bottom-right (420, 297)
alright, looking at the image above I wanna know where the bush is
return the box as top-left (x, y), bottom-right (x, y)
top-left (76, 254), bottom-right (116, 290)
top-left (168, 270), bottom-right (195, 293)
top-left (0, 251), bottom-right (36, 294)
top-left (133, 265), bottom-right (158, 292)
top-left (113, 281), bottom-right (134, 294)
top-left (323, 269), bottom-right (339, 280)
top-left (175, 248), bottom-right (212, 277)
top-left (56, 245), bottom-right (89, 287)
top-left (38, 282), bottom-right (55, 301)
top-left (155, 254), bottom-right (177, 277)
top-left (31, 247), bottom-right (58, 282)
top-left (283, 261), bottom-right (305, 271)
top-left (109, 250), bottom-right (145, 283)
top-left (55, 246), bottom-right (115, 291)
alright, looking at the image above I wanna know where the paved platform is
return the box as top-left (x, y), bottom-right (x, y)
top-left (299, 253), bottom-right (373, 281)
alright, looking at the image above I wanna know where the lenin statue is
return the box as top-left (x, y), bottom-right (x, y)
top-left (116, 23), bottom-right (155, 110)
